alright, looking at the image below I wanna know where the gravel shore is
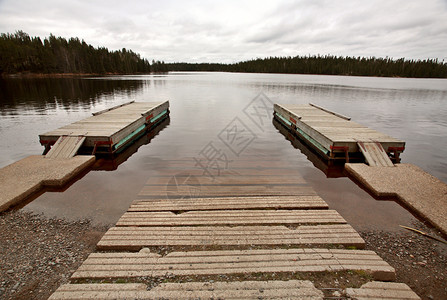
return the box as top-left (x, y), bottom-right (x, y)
top-left (0, 210), bottom-right (107, 300)
top-left (360, 226), bottom-right (447, 300)
top-left (1, 210), bottom-right (446, 300)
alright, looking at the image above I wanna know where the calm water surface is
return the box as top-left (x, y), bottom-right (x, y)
top-left (1, 73), bottom-right (446, 231)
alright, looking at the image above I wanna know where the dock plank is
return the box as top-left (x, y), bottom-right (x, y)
top-left (357, 142), bottom-right (394, 167)
top-left (45, 136), bottom-right (86, 158)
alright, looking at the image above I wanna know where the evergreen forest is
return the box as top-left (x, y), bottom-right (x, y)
top-left (167, 56), bottom-right (447, 78)
top-left (1, 31), bottom-right (446, 78)
top-left (0, 31), bottom-right (167, 74)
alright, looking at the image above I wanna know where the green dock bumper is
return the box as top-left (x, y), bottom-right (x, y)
top-left (274, 112), bottom-right (330, 156)
top-left (113, 110), bottom-right (169, 152)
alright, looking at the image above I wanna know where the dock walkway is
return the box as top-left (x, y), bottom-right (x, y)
top-left (346, 163), bottom-right (447, 236)
top-left (50, 159), bottom-right (419, 299)
top-left (0, 155), bottom-right (95, 211)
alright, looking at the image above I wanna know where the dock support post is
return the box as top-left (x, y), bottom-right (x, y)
top-left (42, 144), bottom-right (51, 155)
top-left (330, 146), bottom-right (350, 163)
top-left (92, 140), bottom-right (113, 155)
top-left (388, 147), bottom-right (404, 163)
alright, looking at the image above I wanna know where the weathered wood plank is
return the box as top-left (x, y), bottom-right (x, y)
top-left (358, 142), bottom-right (394, 167)
top-left (309, 102), bottom-right (351, 120)
top-left (45, 136), bottom-right (86, 158)
top-left (91, 100), bottom-right (135, 116)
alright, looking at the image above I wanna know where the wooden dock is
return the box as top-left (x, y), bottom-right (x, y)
top-left (50, 159), bottom-right (420, 299)
top-left (0, 101), bottom-right (170, 213)
top-left (274, 103), bottom-right (405, 164)
top-left (40, 101), bottom-right (169, 155)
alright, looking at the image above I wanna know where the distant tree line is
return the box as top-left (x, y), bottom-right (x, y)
top-left (0, 31), bottom-right (167, 75)
top-left (167, 55), bottom-right (447, 78)
top-left (2, 31), bottom-right (445, 78)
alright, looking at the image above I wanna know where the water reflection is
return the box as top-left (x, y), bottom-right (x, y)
top-left (0, 77), bottom-right (148, 167)
top-left (273, 118), bottom-right (345, 178)
top-left (0, 77), bottom-right (146, 114)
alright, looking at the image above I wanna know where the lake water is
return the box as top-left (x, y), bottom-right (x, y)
top-left (1, 73), bottom-right (446, 231)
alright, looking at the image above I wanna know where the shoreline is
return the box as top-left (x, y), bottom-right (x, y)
top-left (3, 71), bottom-right (447, 79)
top-left (0, 72), bottom-right (153, 78)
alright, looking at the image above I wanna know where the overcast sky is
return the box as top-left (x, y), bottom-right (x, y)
top-left (1, 0), bottom-right (446, 63)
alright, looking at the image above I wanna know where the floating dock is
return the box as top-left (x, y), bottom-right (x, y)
top-left (50, 158), bottom-right (420, 299)
top-left (40, 101), bottom-right (169, 156)
top-left (274, 103), bottom-right (405, 165)
top-left (0, 101), bottom-right (169, 212)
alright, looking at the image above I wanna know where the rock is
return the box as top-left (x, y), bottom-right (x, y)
top-left (333, 291), bottom-right (341, 297)
top-left (6, 270), bottom-right (13, 275)
top-left (139, 247), bottom-right (151, 254)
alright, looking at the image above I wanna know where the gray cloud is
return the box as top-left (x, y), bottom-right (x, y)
top-left (0, 0), bottom-right (446, 62)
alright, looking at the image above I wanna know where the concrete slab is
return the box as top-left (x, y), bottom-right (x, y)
top-left (50, 280), bottom-right (324, 299)
top-left (71, 248), bottom-right (395, 281)
top-left (0, 155), bottom-right (95, 211)
top-left (345, 163), bottom-right (447, 236)
top-left (346, 281), bottom-right (420, 299)
top-left (116, 209), bottom-right (347, 226)
top-left (97, 224), bottom-right (365, 250)
top-left (130, 195), bottom-right (329, 211)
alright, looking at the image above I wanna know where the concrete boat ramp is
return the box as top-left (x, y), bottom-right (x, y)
top-left (0, 101), bottom-right (169, 212)
top-left (50, 160), bottom-right (419, 299)
top-left (346, 163), bottom-right (447, 236)
top-left (3, 101), bottom-right (441, 298)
